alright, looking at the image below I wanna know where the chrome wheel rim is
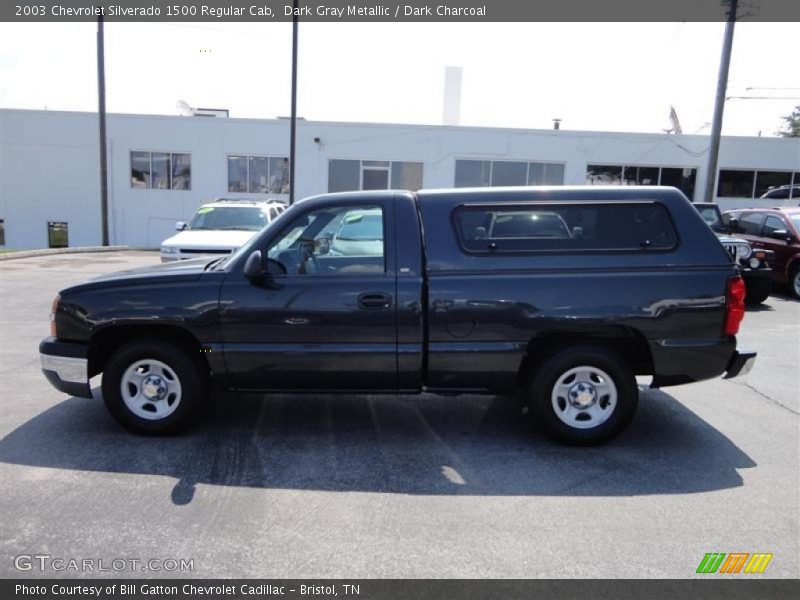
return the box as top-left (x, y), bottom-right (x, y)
top-left (551, 365), bottom-right (617, 430)
top-left (120, 358), bottom-right (182, 420)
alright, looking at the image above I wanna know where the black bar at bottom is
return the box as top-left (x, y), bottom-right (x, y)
top-left (1, 579), bottom-right (797, 600)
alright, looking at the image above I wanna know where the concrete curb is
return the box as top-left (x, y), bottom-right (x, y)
top-left (0, 246), bottom-right (132, 262)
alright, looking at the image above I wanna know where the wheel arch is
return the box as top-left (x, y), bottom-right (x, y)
top-left (88, 324), bottom-right (210, 378)
top-left (516, 327), bottom-right (653, 387)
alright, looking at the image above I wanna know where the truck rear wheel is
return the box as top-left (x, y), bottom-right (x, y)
top-left (101, 339), bottom-right (208, 434)
top-left (528, 346), bottom-right (638, 445)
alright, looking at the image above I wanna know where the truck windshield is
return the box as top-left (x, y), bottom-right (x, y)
top-left (189, 206), bottom-right (269, 231)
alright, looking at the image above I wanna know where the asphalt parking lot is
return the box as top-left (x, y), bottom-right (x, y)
top-left (0, 251), bottom-right (798, 579)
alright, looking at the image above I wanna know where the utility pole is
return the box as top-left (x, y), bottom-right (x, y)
top-left (288, 0), bottom-right (298, 204)
top-left (703, 0), bottom-right (738, 203)
top-left (96, 15), bottom-right (110, 245)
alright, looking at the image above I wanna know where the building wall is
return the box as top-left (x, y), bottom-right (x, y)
top-left (0, 110), bottom-right (101, 249)
top-left (1, 108), bottom-right (799, 249)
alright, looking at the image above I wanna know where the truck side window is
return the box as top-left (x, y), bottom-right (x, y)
top-left (454, 202), bottom-right (677, 253)
top-left (265, 204), bottom-right (385, 275)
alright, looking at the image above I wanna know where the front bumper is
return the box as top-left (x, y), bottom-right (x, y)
top-left (39, 337), bottom-right (92, 398)
top-left (723, 348), bottom-right (757, 379)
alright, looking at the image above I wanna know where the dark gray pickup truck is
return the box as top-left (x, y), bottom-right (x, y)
top-left (40, 186), bottom-right (755, 444)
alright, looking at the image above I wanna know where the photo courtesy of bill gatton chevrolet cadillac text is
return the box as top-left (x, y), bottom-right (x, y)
top-left (40, 186), bottom-right (756, 445)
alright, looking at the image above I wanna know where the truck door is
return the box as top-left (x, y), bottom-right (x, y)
top-left (219, 197), bottom-right (398, 390)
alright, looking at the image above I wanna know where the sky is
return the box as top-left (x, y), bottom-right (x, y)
top-left (0, 21), bottom-right (797, 137)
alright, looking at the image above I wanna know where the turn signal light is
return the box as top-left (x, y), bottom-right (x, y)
top-left (723, 277), bottom-right (746, 336)
top-left (50, 294), bottom-right (60, 337)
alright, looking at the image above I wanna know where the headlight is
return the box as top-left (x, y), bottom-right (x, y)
top-left (737, 244), bottom-right (752, 260)
top-left (161, 246), bottom-right (178, 254)
top-left (748, 257), bottom-right (760, 269)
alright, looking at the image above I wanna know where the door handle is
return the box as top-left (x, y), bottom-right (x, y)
top-left (358, 292), bottom-right (392, 309)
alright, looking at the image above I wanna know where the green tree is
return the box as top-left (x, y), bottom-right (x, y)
top-left (777, 105), bottom-right (800, 138)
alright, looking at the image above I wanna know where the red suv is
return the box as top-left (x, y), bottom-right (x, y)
top-left (724, 207), bottom-right (800, 299)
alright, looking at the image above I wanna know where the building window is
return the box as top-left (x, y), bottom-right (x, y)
top-left (717, 170), bottom-right (755, 198)
top-left (528, 162), bottom-right (566, 186)
top-left (660, 167), bottom-right (697, 201)
top-left (754, 171), bottom-right (794, 198)
top-left (362, 160), bottom-right (390, 190)
top-left (130, 152), bottom-right (191, 190)
top-left (47, 221), bottom-right (68, 248)
top-left (455, 159), bottom-right (566, 188)
top-left (715, 169), bottom-right (800, 199)
top-left (227, 155), bottom-right (289, 194)
top-left (171, 154), bottom-right (192, 190)
top-left (328, 159), bottom-right (423, 193)
top-left (587, 164), bottom-right (697, 200)
top-left (455, 160), bottom-right (491, 187)
top-left (586, 165), bottom-right (623, 185)
top-left (622, 166), bottom-right (660, 186)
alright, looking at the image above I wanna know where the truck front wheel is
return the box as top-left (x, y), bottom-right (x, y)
top-left (101, 339), bottom-right (208, 434)
top-left (528, 347), bottom-right (638, 445)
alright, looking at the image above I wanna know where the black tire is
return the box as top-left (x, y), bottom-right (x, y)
top-left (743, 274), bottom-right (772, 305)
top-left (527, 346), bottom-right (638, 445)
top-left (101, 339), bottom-right (208, 435)
top-left (791, 266), bottom-right (800, 300)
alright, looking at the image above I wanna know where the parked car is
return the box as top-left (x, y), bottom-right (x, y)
top-left (41, 186), bottom-right (755, 445)
top-left (160, 198), bottom-right (287, 262)
top-left (692, 202), bottom-right (774, 304)
top-left (759, 184), bottom-right (800, 201)
top-left (724, 207), bottom-right (800, 299)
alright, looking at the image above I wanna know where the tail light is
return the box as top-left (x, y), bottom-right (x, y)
top-left (723, 276), bottom-right (746, 336)
top-left (50, 294), bottom-right (60, 337)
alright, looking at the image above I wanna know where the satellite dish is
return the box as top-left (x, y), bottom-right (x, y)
top-left (668, 105), bottom-right (683, 134)
top-left (176, 100), bottom-right (193, 116)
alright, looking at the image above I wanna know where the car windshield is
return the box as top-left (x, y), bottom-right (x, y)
top-left (188, 206), bottom-right (269, 231)
top-left (336, 213), bottom-right (383, 241)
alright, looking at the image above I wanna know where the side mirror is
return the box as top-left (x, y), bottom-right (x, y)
top-left (243, 250), bottom-right (263, 279)
top-left (572, 226), bottom-right (584, 239)
top-left (175, 221), bottom-right (187, 231)
top-left (474, 226), bottom-right (487, 240)
top-left (727, 217), bottom-right (739, 232)
top-left (768, 229), bottom-right (791, 241)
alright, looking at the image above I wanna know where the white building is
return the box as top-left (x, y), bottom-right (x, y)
top-left (0, 108), bottom-right (798, 250)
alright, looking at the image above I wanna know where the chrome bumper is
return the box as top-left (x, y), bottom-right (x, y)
top-left (39, 337), bottom-right (92, 398)
top-left (40, 353), bottom-right (88, 383)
